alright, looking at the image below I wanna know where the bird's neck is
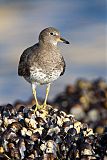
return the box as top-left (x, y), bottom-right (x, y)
top-left (39, 40), bottom-right (58, 49)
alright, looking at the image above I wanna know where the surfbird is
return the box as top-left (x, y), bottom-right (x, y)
top-left (18, 27), bottom-right (69, 113)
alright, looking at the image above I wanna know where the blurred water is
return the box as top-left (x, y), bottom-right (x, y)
top-left (0, 0), bottom-right (106, 104)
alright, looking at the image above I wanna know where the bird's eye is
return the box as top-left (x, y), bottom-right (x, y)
top-left (50, 32), bottom-right (54, 35)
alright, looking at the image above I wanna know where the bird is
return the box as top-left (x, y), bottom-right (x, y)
top-left (18, 27), bottom-right (69, 113)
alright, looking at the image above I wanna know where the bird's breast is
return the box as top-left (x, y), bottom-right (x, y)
top-left (30, 67), bottom-right (62, 84)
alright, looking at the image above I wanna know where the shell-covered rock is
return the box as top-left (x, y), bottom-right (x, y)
top-left (0, 104), bottom-right (107, 159)
top-left (54, 78), bottom-right (107, 134)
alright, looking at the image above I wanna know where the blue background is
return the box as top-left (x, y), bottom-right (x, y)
top-left (0, 0), bottom-right (106, 104)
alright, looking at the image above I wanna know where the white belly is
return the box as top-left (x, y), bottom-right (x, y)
top-left (27, 68), bottom-right (61, 84)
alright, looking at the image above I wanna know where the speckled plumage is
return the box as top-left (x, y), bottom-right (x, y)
top-left (18, 27), bottom-right (67, 84)
top-left (18, 27), bottom-right (69, 111)
top-left (18, 44), bottom-right (65, 85)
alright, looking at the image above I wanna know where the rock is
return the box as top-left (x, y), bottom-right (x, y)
top-left (0, 104), bottom-right (107, 159)
top-left (54, 79), bottom-right (107, 134)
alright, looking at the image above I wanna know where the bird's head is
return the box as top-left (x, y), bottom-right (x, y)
top-left (39, 27), bottom-right (69, 46)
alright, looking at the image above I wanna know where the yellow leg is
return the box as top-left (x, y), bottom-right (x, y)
top-left (43, 83), bottom-right (50, 108)
top-left (32, 83), bottom-right (39, 113)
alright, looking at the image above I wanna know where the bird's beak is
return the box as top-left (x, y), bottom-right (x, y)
top-left (59, 37), bottom-right (70, 44)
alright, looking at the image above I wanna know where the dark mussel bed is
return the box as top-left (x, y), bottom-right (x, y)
top-left (0, 104), bottom-right (106, 159)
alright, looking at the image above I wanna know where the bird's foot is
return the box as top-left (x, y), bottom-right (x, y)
top-left (33, 103), bottom-right (47, 114)
top-left (42, 102), bottom-right (47, 109)
top-left (34, 103), bottom-right (41, 114)
top-left (33, 104), bottom-right (48, 118)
